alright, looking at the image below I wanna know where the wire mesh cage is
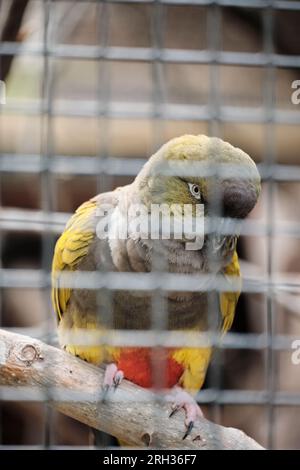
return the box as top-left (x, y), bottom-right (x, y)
top-left (0, 0), bottom-right (300, 450)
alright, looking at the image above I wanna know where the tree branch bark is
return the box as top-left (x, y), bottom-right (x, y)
top-left (0, 328), bottom-right (264, 450)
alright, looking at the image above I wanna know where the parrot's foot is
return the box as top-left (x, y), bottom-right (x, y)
top-left (102, 363), bottom-right (124, 401)
top-left (167, 386), bottom-right (203, 440)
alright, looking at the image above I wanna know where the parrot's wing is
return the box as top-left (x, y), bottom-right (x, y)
top-left (219, 250), bottom-right (241, 334)
top-left (51, 198), bottom-right (98, 321)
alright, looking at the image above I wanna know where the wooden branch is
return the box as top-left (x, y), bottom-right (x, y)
top-left (0, 328), bottom-right (264, 450)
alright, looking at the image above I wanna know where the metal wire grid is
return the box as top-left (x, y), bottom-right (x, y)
top-left (0, 0), bottom-right (299, 449)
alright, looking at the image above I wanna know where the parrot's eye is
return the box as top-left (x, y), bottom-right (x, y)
top-left (188, 183), bottom-right (201, 200)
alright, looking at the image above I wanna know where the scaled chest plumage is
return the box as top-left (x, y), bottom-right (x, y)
top-left (71, 197), bottom-right (233, 327)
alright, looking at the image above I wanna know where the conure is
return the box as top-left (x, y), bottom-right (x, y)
top-left (52, 134), bottom-right (261, 440)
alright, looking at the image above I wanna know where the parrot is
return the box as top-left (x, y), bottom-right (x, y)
top-left (51, 134), bottom-right (261, 441)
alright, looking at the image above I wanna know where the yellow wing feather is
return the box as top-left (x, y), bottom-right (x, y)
top-left (52, 198), bottom-right (120, 365)
top-left (220, 250), bottom-right (241, 334)
top-left (51, 198), bottom-right (97, 321)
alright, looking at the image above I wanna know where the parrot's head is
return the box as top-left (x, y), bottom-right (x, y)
top-left (134, 134), bottom-right (261, 257)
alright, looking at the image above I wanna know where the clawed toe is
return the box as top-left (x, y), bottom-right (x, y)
top-left (167, 386), bottom-right (203, 440)
top-left (183, 421), bottom-right (194, 440)
top-left (113, 370), bottom-right (124, 388)
top-left (102, 363), bottom-right (124, 401)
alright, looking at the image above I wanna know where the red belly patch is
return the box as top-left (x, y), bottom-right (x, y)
top-left (117, 348), bottom-right (183, 388)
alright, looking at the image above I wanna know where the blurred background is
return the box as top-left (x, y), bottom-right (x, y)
top-left (0, 0), bottom-right (300, 449)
